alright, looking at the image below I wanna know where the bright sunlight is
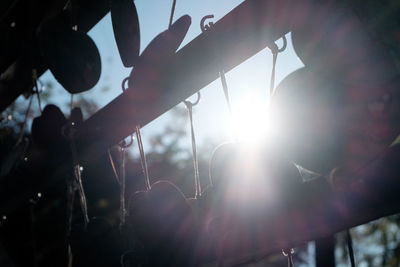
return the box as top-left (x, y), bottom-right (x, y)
top-left (229, 95), bottom-right (279, 145)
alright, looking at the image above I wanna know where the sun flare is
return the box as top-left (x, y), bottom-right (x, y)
top-left (229, 95), bottom-right (278, 145)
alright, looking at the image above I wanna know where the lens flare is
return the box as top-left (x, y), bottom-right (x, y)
top-left (229, 96), bottom-right (278, 144)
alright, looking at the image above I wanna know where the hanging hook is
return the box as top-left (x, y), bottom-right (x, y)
top-left (268, 35), bottom-right (287, 55)
top-left (183, 92), bottom-right (201, 108)
top-left (268, 35), bottom-right (287, 97)
top-left (200, 15), bottom-right (214, 33)
top-left (120, 134), bottom-right (134, 149)
top-left (118, 135), bottom-right (133, 230)
top-left (282, 248), bottom-right (295, 267)
top-left (183, 92), bottom-right (201, 199)
top-left (121, 77), bottom-right (135, 142)
top-left (200, 15), bottom-right (235, 140)
top-left (62, 115), bottom-right (90, 232)
top-left (122, 76), bottom-right (130, 92)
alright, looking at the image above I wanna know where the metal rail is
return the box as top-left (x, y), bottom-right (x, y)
top-left (75, 0), bottom-right (311, 163)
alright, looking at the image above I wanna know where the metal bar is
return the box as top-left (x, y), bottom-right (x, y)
top-left (76, 0), bottom-right (311, 162)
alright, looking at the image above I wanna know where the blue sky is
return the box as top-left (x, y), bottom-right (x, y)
top-left (36, 0), bottom-right (303, 149)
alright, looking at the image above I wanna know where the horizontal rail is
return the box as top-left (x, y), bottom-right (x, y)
top-left (76, 0), bottom-right (312, 162)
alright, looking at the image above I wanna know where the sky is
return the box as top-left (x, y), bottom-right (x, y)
top-left (34, 0), bottom-right (303, 151)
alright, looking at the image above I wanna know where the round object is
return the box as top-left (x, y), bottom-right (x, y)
top-left (270, 67), bottom-right (400, 173)
top-left (38, 17), bottom-right (101, 94)
top-left (291, 2), bottom-right (396, 86)
top-left (128, 15), bottom-right (191, 88)
top-left (209, 142), bottom-right (302, 218)
top-left (70, 217), bottom-right (123, 267)
top-left (31, 104), bottom-right (67, 146)
top-left (127, 181), bottom-right (196, 266)
top-left (111, 0), bottom-right (140, 67)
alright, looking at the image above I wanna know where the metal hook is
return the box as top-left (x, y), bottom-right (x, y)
top-left (269, 35), bottom-right (287, 54)
top-left (277, 35), bottom-right (287, 53)
top-left (120, 134), bottom-right (134, 149)
top-left (282, 248), bottom-right (295, 267)
top-left (183, 92), bottom-right (201, 109)
top-left (122, 77), bottom-right (130, 92)
top-left (200, 15), bottom-right (214, 33)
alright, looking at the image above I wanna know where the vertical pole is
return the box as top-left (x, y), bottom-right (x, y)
top-left (315, 235), bottom-right (335, 267)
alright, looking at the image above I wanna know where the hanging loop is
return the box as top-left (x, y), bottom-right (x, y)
top-left (282, 248), bottom-right (295, 267)
top-left (268, 36), bottom-right (287, 97)
top-left (183, 92), bottom-right (201, 109)
top-left (200, 15), bottom-right (214, 33)
top-left (122, 76), bottom-right (130, 92)
top-left (120, 134), bottom-right (134, 149)
top-left (269, 35), bottom-right (287, 55)
top-left (183, 92), bottom-right (201, 199)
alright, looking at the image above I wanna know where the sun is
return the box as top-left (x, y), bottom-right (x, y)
top-left (229, 95), bottom-right (278, 145)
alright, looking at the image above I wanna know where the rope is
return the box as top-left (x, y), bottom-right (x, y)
top-left (63, 121), bottom-right (90, 233)
top-left (136, 125), bottom-right (151, 191)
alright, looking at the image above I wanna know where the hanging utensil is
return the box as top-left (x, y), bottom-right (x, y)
top-left (125, 122), bottom-right (197, 266)
top-left (270, 67), bottom-right (400, 174)
top-left (38, 15), bottom-right (101, 94)
top-left (128, 14), bottom-right (191, 88)
top-left (291, 1), bottom-right (396, 87)
top-left (111, 0), bottom-right (140, 67)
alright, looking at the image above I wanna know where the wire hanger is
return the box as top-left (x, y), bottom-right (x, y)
top-left (62, 114), bottom-right (90, 237)
top-left (116, 78), bottom-right (135, 229)
top-left (282, 248), bottom-right (295, 267)
top-left (168, 0), bottom-right (177, 29)
top-left (200, 15), bottom-right (235, 144)
top-left (122, 75), bottom-right (151, 191)
top-left (268, 36), bottom-right (287, 99)
top-left (136, 124), bottom-right (151, 191)
top-left (183, 92), bottom-right (201, 199)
